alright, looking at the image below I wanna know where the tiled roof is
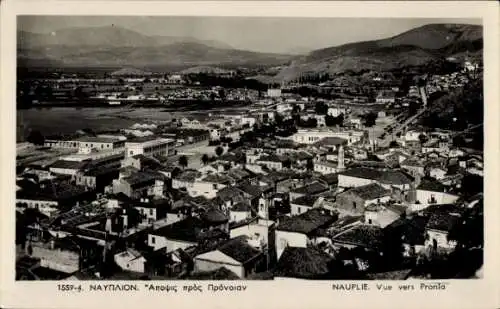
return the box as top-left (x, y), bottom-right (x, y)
top-left (217, 236), bottom-right (262, 264)
top-left (384, 215), bottom-right (429, 246)
top-left (150, 217), bottom-right (205, 242)
top-left (201, 174), bottom-right (233, 184)
top-left (277, 209), bottom-right (337, 235)
top-left (216, 186), bottom-right (246, 202)
top-left (423, 204), bottom-right (463, 232)
top-left (231, 202), bottom-right (252, 212)
top-left (342, 183), bottom-right (390, 200)
top-left (332, 225), bottom-right (384, 250)
top-left (417, 178), bottom-right (449, 192)
top-left (313, 137), bottom-right (348, 147)
top-left (201, 209), bottom-right (229, 224)
top-left (188, 267), bottom-right (240, 280)
top-left (50, 160), bottom-right (90, 170)
top-left (274, 247), bottom-right (333, 279)
top-left (291, 195), bottom-right (318, 207)
top-left (291, 181), bottom-right (328, 195)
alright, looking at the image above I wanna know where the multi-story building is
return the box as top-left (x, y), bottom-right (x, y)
top-left (125, 137), bottom-right (175, 158)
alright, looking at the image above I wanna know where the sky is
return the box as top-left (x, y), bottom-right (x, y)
top-left (17, 16), bottom-right (481, 54)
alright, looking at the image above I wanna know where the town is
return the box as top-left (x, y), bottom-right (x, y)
top-left (15, 22), bottom-right (484, 281)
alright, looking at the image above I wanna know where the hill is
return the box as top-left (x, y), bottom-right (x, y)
top-left (276, 23), bottom-right (482, 81)
top-left (17, 26), bottom-right (291, 69)
top-left (18, 26), bottom-right (233, 49)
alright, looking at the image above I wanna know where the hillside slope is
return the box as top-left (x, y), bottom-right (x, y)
top-left (276, 23), bottom-right (482, 81)
top-left (17, 26), bottom-right (291, 68)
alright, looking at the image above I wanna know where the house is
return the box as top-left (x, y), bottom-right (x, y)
top-left (384, 215), bottom-right (429, 257)
top-left (416, 178), bottom-right (460, 207)
top-left (429, 167), bottom-right (447, 180)
top-left (327, 107), bottom-right (347, 117)
top-left (335, 183), bottom-right (392, 215)
top-left (275, 209), bottom-right (337, 259)
top-left (75, 167), bottom-right (119, 192)
top-left (400, 158), bottom-right (425, 179)
top-left (338, 167), bottom-right (414, 192)
top-left (114, 249), bottom-right (146, 273)
top-left (148, 217), bottom-right (211, 252)
top-left (133, 198), bottom-right (170, 225)
top-left (289, 181), bottom-right (329, 200)
top-left (256, 154), bottom-right (289, 171)
top-left (111, 172), bottom-right (163, 199)
top-left (121, 154), bottom-right (163, 171)
top-left (230, 217), bottom-right (276, 251)
top-left (422, 204), bottom-right (462, 252)
top-left (331, 224), bottom-right (384, 252)
top-left (376, 90), bottom-right (396, 104)
top-left (172, 170), bottom-right (202, 189)
top-left (314, 160), bottom-right (340, 175)
top-left (229, 202), bottom-right (253, 223)
top-left (187, 174), bottom-right (231, 199)
top-left (193, 236), bottom-right (265, 278)
top-left (274, 247), bottom-right (334, 280)
top-left (25, 236), bottom-right (100, 274)
top-left (312, 137), bottom-right (348, 151)
top-left (363, 204), bottom-right (406, 228)
top-left (49, 160), bottom-right (90, 176)
top-left (125, 137), bottom-right (175, 158)
top-left (290, 195), bottom-right (319, 216)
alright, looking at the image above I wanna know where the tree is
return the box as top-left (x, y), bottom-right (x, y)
top-left (389, 141), bottom-right (400, 148)
top-left (218, 89), bottom-right (226, 101)
top-left (26, 130), bottom-right (45, 146)
top-left (306, 159), bottom-right (314, 171)
top-left (315, 101), bottom-right (329, 115)
top-left (201, 154), bottom-right (209, 165)
top-left (362, 112), bottom-right (378, 127)
top-left (215, 146), bottom-right (224, 157)
top-left (178, 155), bottom-right (188, 169)
top-left (418, 133), bottom-right (428, 144)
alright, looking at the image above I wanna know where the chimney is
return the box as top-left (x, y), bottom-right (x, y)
top-left (122, 214), bottom-right (128, 230)
top-left (337, 145), bottom-right (345, 170)
top-left (105, 217), bottom-right (113, 233)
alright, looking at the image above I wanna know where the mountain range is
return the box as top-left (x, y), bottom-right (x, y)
top-left (17, 23), bottom-right (482, 81)
top-left (275, 23), bottom-right (482, 81)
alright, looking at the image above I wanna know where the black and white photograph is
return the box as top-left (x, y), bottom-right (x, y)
top-left (14, 15), bottom-right (485, 282)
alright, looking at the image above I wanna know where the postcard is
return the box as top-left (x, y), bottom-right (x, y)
top-left (1, 1), bottom-right (499, 309)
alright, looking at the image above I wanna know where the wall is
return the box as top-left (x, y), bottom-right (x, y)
top-left (148, 234), bottom-right (196, 253)
top-left (229, 210), bottom-right (251, 223)
top-left (32, 245), bottom-right (79, 273)
top-left (17, 199), bottom-right (59, 217)
top-left (425, 229), bottom-right (457, 251)
top-left (194, 257), bottom-right (244, 278)
top-left (314, 163), bottom-right (337, 175)
top-left (49, 167), bottom-right (79, 176)
top-left (416, 190), bottom-right (460, 206)
top-left (187, 181), bottom-right (224, 199)
top-left (275, 230), bottom-right (308, 259)
top-left (230, 223), bottom-right (272, 249)
top-left (335, 192), bottom-right (365, 215)
top-left (114, 255), bottom-right (146, 273)
top-left (338, 175), bottom-right (375, 188)
top-left (290, 203), bottom-right (313, 216)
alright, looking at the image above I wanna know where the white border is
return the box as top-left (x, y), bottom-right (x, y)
top-left (1, 2), bottom-right (499, 309)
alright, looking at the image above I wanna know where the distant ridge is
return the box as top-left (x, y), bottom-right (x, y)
top-left (275, 23), bottom-right (483, 81)
top-left (17, 25), bottom-right (292, 69)
top-left (17, 23), bottom-right (482, 76)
